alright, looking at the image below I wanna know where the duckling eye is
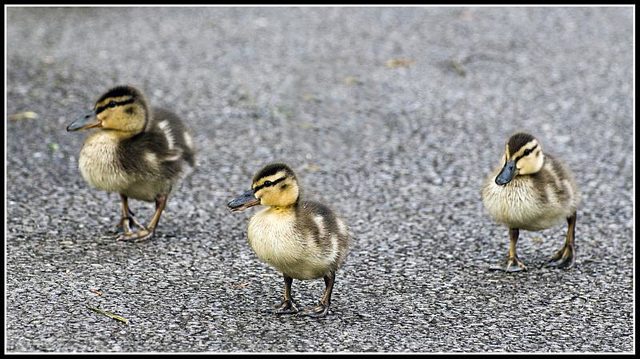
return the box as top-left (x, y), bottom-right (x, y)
top-left (523, 148), bottom-right (532, 156)
top-left (263, 180), bottom-right (273, 187)
top-left (108, 101), bottom-right (117, 108)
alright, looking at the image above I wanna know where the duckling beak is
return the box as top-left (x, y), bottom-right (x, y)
top-left (66, 110), bottom-right (101, 131)
top-left (228, 189), bottom-right (260, 212)
top-left (495, 160), bottom-right (517, 186)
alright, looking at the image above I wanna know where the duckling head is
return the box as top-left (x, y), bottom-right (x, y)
top-left (67, 85), bottom-right (149, 135)
top-left (228, 163), bottom-right (299, 212)
top-left (495, 132), bottom-right (544, 186)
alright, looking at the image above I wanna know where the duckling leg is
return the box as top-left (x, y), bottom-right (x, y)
top-left (548, 212), bottom-right (577, 269)
top-left (490, 228), bottom-right (527, 272)
top-left (119, 194), bottom-right (167, 242)
top-left (298, 272), bottom-right (334, 318)
top-left (114, 195), bottom-right (146, 233)
top-left (266, 275), bottom-right (298, 315)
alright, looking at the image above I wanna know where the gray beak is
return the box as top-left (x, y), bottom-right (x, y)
top-left (228, 189), bottom-right (260, 212)
top-left (495, 160), bottom-right (517, 186)
top-left (67, 109), bottom-right (100, 131)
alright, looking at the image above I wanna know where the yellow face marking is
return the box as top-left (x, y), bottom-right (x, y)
top-left (514, 140), bottom-right (544, 175)
top-left (95, 96), bottom-right (133, 110)
top-left (252, 170), bottom-right (299, 207)
top-left (510, 140), bottom-right (539, 161)
top-left (253, 171), bottom-right (288, 189)
top-left (94, 95), bottom-right (144, 134)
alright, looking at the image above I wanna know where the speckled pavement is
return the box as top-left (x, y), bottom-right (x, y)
top-left (5, 6), bottom-right (634, 352)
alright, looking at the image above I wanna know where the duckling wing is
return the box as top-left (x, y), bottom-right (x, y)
top-left (295, 201), bottom-right (351, 268)
top-left (537, 154), bottom-right (581, 211)
top-left (116, 132), bottom-right (178, 180)
top-left (118, 110), bottom-right (195, 182)
top-left (148, 108), bottom-right (196, 167)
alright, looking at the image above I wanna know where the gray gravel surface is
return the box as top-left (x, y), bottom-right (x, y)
top-left (5, 6), bottom-right (634, 353)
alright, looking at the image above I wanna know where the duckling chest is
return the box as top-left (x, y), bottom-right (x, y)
top-left (482, 178), bottom-right (564, 230)
top-left (247, 209), bottom-right (306, 271)
top-left (78, 133), bottom-right (130, 192)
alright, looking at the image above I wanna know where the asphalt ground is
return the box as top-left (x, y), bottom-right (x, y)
top-left (5, 6), bottom-right (635, 353)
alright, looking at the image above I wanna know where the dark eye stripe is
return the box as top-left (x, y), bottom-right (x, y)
top-left (514, 144), bottom-right (538, 163)
top-left (96, 98), bottom-right (135, 114)
top-left (254, 177), bottom-right (286, 192)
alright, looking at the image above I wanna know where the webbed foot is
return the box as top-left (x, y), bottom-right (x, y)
top-left (266, 299), bottom-right (298, 315)
top-left (114, 216), bottom-right (145, 232)
top-left (547, 243), bottom-right (575, 269)
top-left (489, 256), bottom-right (528, 272)
top-left (116, 228), bottom-right (154, 242)
top-left (297, 302), bottom-right (330, 318)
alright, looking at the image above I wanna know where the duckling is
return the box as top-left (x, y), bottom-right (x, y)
top-left (481, 132), bottom-right (580, 272)
top-left (67, 85), bottom-right (195, 242)
top-left (228, 163), bottom-right (351, 317)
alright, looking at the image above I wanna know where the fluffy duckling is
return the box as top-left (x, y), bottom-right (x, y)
top-left (67, 85), bottom-right (195, 242)
top-left (481, 132), bottom-right (580, 272)
top-left (228, 163), bottom-right (351, 317)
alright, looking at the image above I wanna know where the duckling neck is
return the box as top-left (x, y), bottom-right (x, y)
top-left (105, 128), bottom-right (141, 140)
top-left (266, 203), bottom-right (297, 215)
